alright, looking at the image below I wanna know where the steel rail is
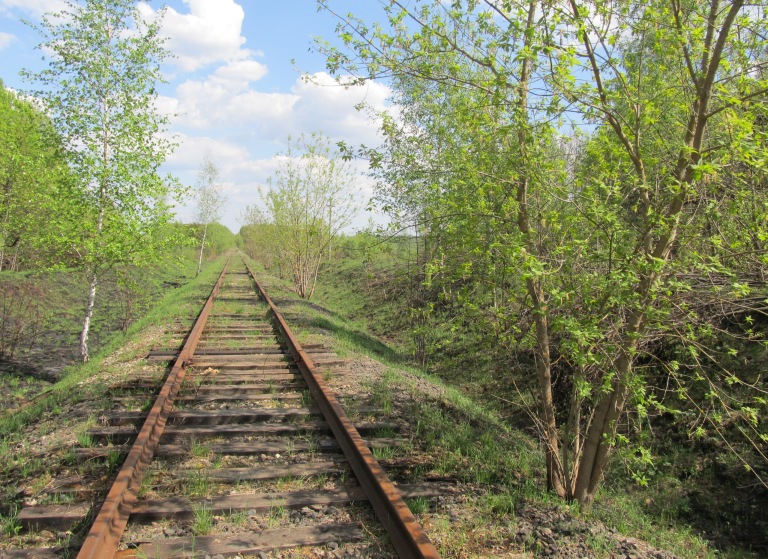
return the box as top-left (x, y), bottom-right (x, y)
top-left (244, 260), bottom-right (441, 559)
top-left (76, 258), bottom-right (231, 559)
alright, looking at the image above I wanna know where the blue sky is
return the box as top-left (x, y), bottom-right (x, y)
top-left (0, 0), bottom-right (392, 232)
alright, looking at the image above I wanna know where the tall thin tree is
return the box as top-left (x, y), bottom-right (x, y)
top-left (194, 153), bottom-right (226, 276)
top-left (24, 0), bottom-right (181, 361)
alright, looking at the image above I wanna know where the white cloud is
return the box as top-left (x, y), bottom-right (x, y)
top-left (0, 31), bottom-right (15, 49)
top-left (171, 69), bottom-right (296, 130)
top-left (165, 132), bottom-right (284, 228)
top-left (138, 0), bottom-right (254, 72)
top-left (0, 0), bottom-right (65, 16)
top-left (210, 59), bottom-right (268, 87)
top-left (291, 72), bottom-right (391, 146)
top-left (166, 69), bottom-right (390, 147)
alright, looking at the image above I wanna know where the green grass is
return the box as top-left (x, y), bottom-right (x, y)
top-left (228, 509), bottom-right (248, 526)
top-left (0, 255), bottom-right (229, 439)
top-left (265, 505), bottom-right (286, 529)
top-left (76, 431), bottom-right (94, 448)
top-left (371, 445), bottom-right (397, 460)
top-left (405, 496), bottom-right (431, 515)
top-left (192, 503), bottom-right (214, 535)
top-left (183, 471), bottom-right (212, 497)
top-left (0, 506), bottom-right (21, 536)
top-left (190, 440), bottom-right (212, 459)
top-left (106, 448), bottom-right (124, 472)
top-left (241, 251), bottom-right (736, 559)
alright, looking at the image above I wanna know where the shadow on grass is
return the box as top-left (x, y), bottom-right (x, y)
top-left (0, 356), bottom-right (60, 382)
top-left (273, 297), bottom-right (345, 321)
top-left (306, 316), bottom-right (409, 364)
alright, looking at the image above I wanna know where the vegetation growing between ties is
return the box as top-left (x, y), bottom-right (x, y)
top-left (317, 0), bottom-right (768, 507)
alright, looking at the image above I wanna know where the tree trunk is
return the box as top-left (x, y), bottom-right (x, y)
top-left (528, 276), bottom-right (566, 497)
top-left (562, 0), bottom-right (745, 509)
top-left (80, 272), bottom-right (97, 362)
top-left (573, 344), bottom-right (634, 506)
top-left (197, 224), bottom-right (208, 277)
top-left (307, 252), bottom-right (324, 299)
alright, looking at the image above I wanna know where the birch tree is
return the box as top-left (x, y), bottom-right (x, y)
top-left (194, 153), bottom-right (226, 276)
top-left (24, 0), bottom-right (181, 362)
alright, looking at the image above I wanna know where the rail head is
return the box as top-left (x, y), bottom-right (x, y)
top-left (243, 259), bottom-right (441, 559)
top-left (76, 258), bottom-right (231, 559)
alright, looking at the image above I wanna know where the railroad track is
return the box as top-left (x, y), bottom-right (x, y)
top-left (11, 255), bottom-right (444, 558)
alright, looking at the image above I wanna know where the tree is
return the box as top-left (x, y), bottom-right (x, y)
top-left (0, 82), bottom-right (74, 271)
top-left (194, 153), bottom-right (226, 276)
top-left (239, 205), bottom-right (282, 274)
top-left (318, 0), bottom-right (768, 506)
top-left (24, 0), bottom-right (182, 361)
top-left (250, 133), bottom-right (357, 298)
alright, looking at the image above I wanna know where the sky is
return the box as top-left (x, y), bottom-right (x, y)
top-left (0, 0), bottom-right (393, 233)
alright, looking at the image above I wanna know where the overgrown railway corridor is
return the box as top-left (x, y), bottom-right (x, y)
top-left (11, 256), bottom-right (446, 558)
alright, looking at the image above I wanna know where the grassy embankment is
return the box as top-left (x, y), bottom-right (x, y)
top-left (0, 255), bottom-right (229, 538)
top-left (245, 250), bottom-right (757, 559)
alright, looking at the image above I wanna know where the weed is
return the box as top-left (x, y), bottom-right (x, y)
top-left (19, 455), bottom-right (43, 477)
top-left (183, 471), bottom-right (211, 497)
top-left (106, 448), bottom-right (124, 472)
top-left (405, 496), bottom-right (430, 515)
top-left (191, 440), bottom-right (211, 458)
top-left (275, 476), bottom-right (294, 492)
top-left (76, 432), bottom-right (95, 448)
top-left (30, 473), bottom-right (53, 496)
top-left (372, 445), bottom-right (397, 460)
top-left (483, 492), bottom-right (516, 517)
top-left (0, 506), bottom-right (21, 536)
top-left (62, 448), bottom-right (78, 466)
top-left (585, 531), bottom-right (615, 557)
top-left (192, 504), bottom-right (214, 535)
top-left (48, 492), bottom-right (75, 505)
top-left (266, 505), bottom-right (286, 529)
top-left (229, 509), bottom-right (248, 526)
top-left (373, 426), bottom-right (396, 439)
top-left (279, 439), bottom-right (294, 460)
top-left (138, 471), bottom-right (153, 498)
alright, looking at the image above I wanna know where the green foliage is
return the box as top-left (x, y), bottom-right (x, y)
top-left (250, 247), bottom-right (749, 556)
top-left (23, 0), bottom-right (184, 360)
top-left (188, 222), bottom-right (236, 261)
top-left (241, 132), bottom-right (357, 298)
top-left (0, 81), bottom-right (75, 271)
top-left (318, 0), bottom-right (768, 506)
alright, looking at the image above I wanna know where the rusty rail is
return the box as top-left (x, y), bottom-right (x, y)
top-left (76, 258), bottom-right (231, 559)
top-left (244, 260), bottom-right (441, 559)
